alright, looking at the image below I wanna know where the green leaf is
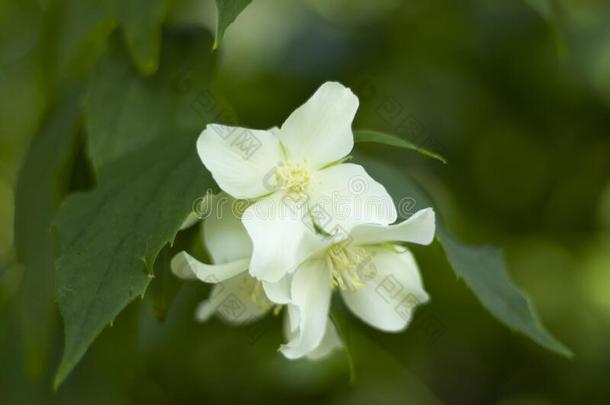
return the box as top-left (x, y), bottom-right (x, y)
top-left (84, 43), bottom-right (170, 172)
top-left (84, 28), bottom-right (216, 173)
top-left (0, 183), bottom-right (14, 268)
top-left (214, 0), bottom-right (253, 49)
top-left (522, 0), bottom-right (565, 59)
top-left (524, 0), bottom-right (553, 20)
top-left (146, 246), bottom-right (182, 322)
top-left (53, 135), bottom-right (212, 388)
top-left (0, 0), bottom-right (47, 184)
top-left (352, 147), bottom-right (571, 357)
top-left (437, 227), bottom-right (572, 357)
top-left (14, 88), bottom-right (82, 378)
top-left (146, 222), bottom-right (203, 321)
top-left (354, 129), bottom-right (447, 164)
top-left (55, 29), bottom-right (218, 383)
top-left (55, 0), bottom-right (117, 82)
top-left (54, 0), bottom-right (174, 80)
top-left (118, 0), bottom-right (169, 75)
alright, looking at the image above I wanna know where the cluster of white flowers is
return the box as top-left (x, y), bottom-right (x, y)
top-left (171, 82), bottom-right (436, 360)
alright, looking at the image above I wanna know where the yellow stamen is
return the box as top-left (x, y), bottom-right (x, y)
top-left (327, 244), bottom-right (376, 291)
top-left (240, 277), bottom-right (273, 312)
top-left (275, 161), bottom-right (310, 194)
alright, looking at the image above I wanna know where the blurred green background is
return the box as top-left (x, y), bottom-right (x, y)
top-left (1, 0), bottom-right (609, 404)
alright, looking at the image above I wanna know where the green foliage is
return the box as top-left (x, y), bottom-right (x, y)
top-left (54, 27), bottom-right (218, 386)
top-left (353, 147), bottom-right (571, 357)
top-left (56, 0), bottom-right (175, 80)
top-left (55, 0), bottom-right (117, 81)
top-left (84, 28), bottom-right (216, 173)
top-left (214, 0), bottom-right (253, 49)
top-left (6, 0), bottom-right (605, 401)
top-left (437, 227), bottom-right (572, 357)
top-left (13, 88), bottom-right (82, 377)
top-left (354, 129), bottom-right (447, 164)
top-left (147, 246), bottom-right (183, 322)
top-left (0, 0), bottom-right (47, 183)
top-left (53, 135), bottom-right (212, 388)
top-left (83, 42), bottom-right (156, 172)
top-left (146, 223), bottom-right (203, 321)
top-left (524, 0), bottom-right (553, 20)
top-left (117, 0), bottom-right (169, 75)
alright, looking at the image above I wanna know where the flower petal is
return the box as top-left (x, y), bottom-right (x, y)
top-left (306, 320), bottom-right (343, 361)
top-left (351, 208), bottom-right (435, 246)
top-left (310, 163), bottom-right (397, 235)
top-left (197, 124), bottom-right (283, 199)
top-left (286, 303), bottom-right (299, 333)
top-left (279, 82), bottom-right (358, 168)
top-left (340, 247), bottom-right (429, 332)
top-left (242, 192), bottom-right (324, 282)
top-left (195, 272), bottom-right (270, 325)
top-left (171, 251), bottom-right (249, 283)
top-left (283, 307), bottom-right (343, 361)
top-left (194, 283), bottom-right (224, 322)
top-left (262, 275), bottom-right (292, 304)
top-left (203, 193), bottom-right (253, 263)
top-left (280, 258), bottom-right (332, 359)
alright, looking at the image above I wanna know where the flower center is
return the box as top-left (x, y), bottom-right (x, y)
top-left (326, 244), bottom-right (377, 291)
top-left (239, 277), bottom-right (282, 315)
top-left (275, 161), bottom-right (310, 194)
top-left (240, 277), bottom-right (272, 311)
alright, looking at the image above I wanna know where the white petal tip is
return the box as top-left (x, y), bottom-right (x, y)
top-left (410, 207), bottom-right (436, 245)
top-left (170, 252), bottom-right (194, 279)
top-left (278, 345), bottom-right (302, 360)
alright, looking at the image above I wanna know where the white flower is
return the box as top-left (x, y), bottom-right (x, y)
top-left (284, 304), bottom-right (343, 361)
top-left (171, 194), bottom-right (343, 359)
top-left (196, 82), bottom-right (397, 283)
top-left (171, 194), bottom-right (268, 324)
top-left (280, 208), bottom-right (435, 359)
